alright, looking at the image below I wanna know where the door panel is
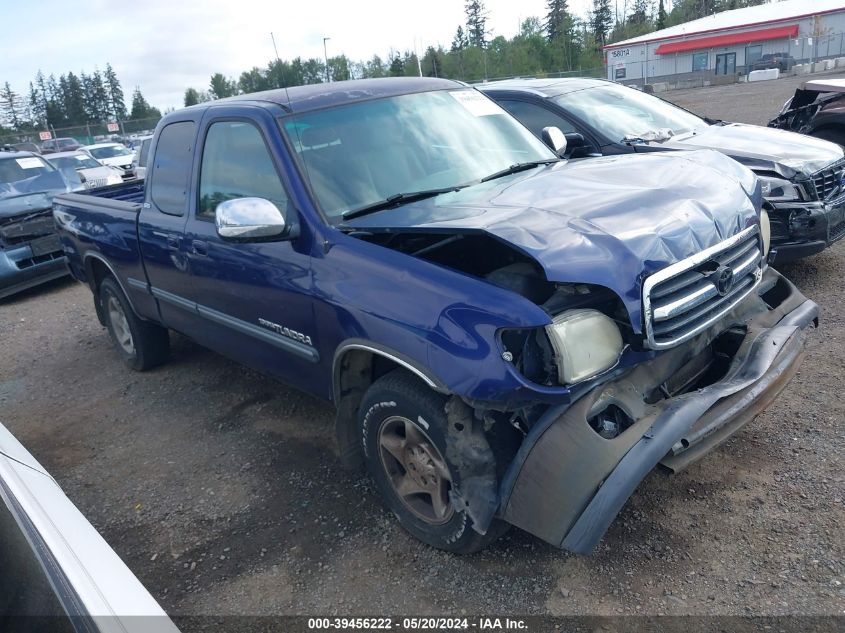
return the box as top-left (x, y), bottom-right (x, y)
top-left (138, 118), bottom-right (198, 333)
top-left (179, 112), bottom-right (320, 392)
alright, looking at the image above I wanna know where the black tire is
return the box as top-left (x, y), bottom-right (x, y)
top-left (358, 370), bottom-right (508, 554)
top-left (811, 128), bottom-right (845, 147)
top-left (99, 277), bottom-right (169, 371)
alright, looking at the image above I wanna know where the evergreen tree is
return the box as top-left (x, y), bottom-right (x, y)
top-left (64, 72), bottom-right (87, 125)
top-left (28, 81), bottom-right (45, 126)
top-left (544, 0), bottom-right (571, 43)
top-left (657, 0), bottom-right (667, 29)
top-left (465, 0), bottom-right (489, 48)
top-left (130, 87), bottom-right (152, 119)
top-left (0, 82), bottom-right (25, 129)
top-left (184, 88), bottom-right (201, 106)
top-left (629, 0), bottom-right (652, 26)
top-left (591, 0), bottom-right (613, 46)
top-left (104, 64), bottom-right (127, 120)
top-left (209, 73), bottom-right (238, 99)
top-left (451, 26), bottom-right (468, 52)
top-left (90, 70), bottom-right (110, 121)
top-left (238, 67), bottom-right (270, 94)
top-left (388, 52), bottom-right (406, 76)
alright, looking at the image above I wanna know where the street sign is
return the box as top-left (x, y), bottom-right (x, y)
top-left (38, 131), bottom-right (52, 141)
top-left (106, 122), bottom-right (120, 133)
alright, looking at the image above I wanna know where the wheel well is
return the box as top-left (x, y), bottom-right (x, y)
top-left (85, 257), bottom-right (113, 325)
top-left (86, 257), bottom-right (111, 293)
top-left (332, 347), bottom-right (442, 471)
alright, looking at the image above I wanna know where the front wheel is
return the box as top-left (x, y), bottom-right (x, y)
top-left (358, 370), bottom-right (508, 554)
top-left (99, 277), bottom-right (169, 371)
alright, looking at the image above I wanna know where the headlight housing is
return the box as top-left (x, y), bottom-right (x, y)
top-left (758, 175), bottom-right (801, 202)
top-left (759, 209), bottom-right (771, 256)
top-left (545, 309), bottom-right (623, 384)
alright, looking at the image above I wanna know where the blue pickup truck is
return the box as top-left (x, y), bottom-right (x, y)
top-left (53, 77), bottom-right (818, 554)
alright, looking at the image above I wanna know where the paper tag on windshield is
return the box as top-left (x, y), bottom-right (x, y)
top-left (16, 157), bottom-right (43, 169)
top-left (449, 90), bottom-right (504, 116)
top-left (75, 154), bottom-right (89, 161)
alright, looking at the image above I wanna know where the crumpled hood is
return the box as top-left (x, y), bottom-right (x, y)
top-left (0, 171), bottom-right (68, 218)
top-left (662, 123), bottom-right (843, 178)
top-left (347, 149), bottom-right (760, 333)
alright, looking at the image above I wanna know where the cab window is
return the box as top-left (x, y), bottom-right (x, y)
top-left (197, 121), bottom-right (288, 220)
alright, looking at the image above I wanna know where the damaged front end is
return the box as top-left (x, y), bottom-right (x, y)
top-left (488, 264), bottom-right (816, 554)
top-left (420, 225), bottom-right (817, 554)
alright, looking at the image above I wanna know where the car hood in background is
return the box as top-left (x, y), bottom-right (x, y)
top-left (97, 155), bottom-right (134, 168)
top-left (0, 171), bottom-right (68, 218)
top-left (661, 122), bottom-right (843, 177)
top-left (346, 149), bottom-right (760, 333)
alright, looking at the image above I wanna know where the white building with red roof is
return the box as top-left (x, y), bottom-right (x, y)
top-left (604, 0), bottom-right (845, 84)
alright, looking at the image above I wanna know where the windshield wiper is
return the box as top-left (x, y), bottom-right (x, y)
top-left (480, 159), bottom-right (559, 183)
top-left (342, 186), bottom-right (465, 221)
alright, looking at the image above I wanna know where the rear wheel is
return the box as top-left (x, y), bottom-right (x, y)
top-left (358, 370), bottom-right (508, 554)
top-left (99, 277), bottom-right (169, 371)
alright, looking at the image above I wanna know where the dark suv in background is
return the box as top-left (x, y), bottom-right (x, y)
top-left (40, 137), bottom-right (82, 154)
top-left (750, 53), bottom-right (795, 72)
top-left (481, 78), bottom-right (845, 264)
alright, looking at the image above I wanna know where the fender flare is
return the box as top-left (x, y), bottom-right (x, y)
top-left (331, 338), bottom-right (449, 404)
top-left (82, 252), bottom-right (140, 316)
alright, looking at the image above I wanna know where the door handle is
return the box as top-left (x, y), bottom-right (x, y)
top-left (191, 240), bottom-right (208, 256)
top-left (166, 235), bottom-right (180, 249)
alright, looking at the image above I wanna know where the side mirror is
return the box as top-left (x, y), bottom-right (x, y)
top-left (541, 126), bottom-right (567, 157)
top-left (563, 132), bottom-right (596, 159)
top-left (215, 197), bottom-right (296, 241)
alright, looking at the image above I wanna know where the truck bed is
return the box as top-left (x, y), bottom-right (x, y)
top-left (53, 179), bottom-right (149, 308)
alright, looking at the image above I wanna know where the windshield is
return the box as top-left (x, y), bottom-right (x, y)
top-left (282, 89), bottom-right (555, 220)
top-left (49, 155), bottom-right (101, 170)
top-left (0, 156), bottom-right (55, 184)
top-left (88, 145), bottom-right (132, 159)
top-left (554, 84), bottom-right (708, 142)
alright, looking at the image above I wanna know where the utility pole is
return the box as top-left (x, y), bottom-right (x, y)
top-left (323, 37), bottom-right (331, 82)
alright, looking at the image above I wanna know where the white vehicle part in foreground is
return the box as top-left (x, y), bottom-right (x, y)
top-left (0, 421), bottom-right (180, 632)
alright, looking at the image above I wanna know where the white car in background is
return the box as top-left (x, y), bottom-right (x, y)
top-left (44, 151), bottom-right (124, 189)
top-left (80, 142), bottom-right (137, 180)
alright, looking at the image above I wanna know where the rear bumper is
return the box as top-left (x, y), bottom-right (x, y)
top-left (499, 268), bottom-right (816, 553)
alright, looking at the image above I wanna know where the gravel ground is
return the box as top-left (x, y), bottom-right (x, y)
top-left (1, 76), bottom-right (844, 621)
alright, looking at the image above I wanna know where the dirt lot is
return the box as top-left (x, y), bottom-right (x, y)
top-left (1, 76), bottom-right (844, 621)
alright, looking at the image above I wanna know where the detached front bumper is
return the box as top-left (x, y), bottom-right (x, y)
top-left (0, 210), bottom-right (69, 300)
top-left (499, 268), bottom-right (816, 554)
top-left (769, 197), bottom-right (845, 263)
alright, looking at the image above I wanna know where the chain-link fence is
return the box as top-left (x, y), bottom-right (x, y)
top-left (1, 116), bottom-right (161, 147)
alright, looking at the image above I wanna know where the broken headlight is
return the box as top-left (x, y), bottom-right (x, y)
top-left (545, 309), bottom-right (623, 384)
top-left (760, 209), bottom-right (771, 256)
top-left (758, 176), bottom-right (801, 202)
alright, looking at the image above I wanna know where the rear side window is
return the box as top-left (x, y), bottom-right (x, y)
top-left (150, 121), bottom-right (196, 215)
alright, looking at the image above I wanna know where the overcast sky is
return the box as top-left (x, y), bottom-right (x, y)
top-left (1, 0), bottom-right (602, 111)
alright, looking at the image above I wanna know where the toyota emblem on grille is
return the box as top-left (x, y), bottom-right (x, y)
top-left (711, 266), bottom-right (735, 297)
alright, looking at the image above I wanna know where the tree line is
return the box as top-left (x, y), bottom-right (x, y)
top-left (2, 0), bottom-right (775, 132)
top-left (184, 0), bottom-right (773, 106)
top-left (0, 64), bottom-right (161, 135)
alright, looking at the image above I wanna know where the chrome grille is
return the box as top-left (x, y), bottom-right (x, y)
top-left (643, 226), bottom-right (763, 350)
top-left (811, 159), bottom-right (845, 201)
